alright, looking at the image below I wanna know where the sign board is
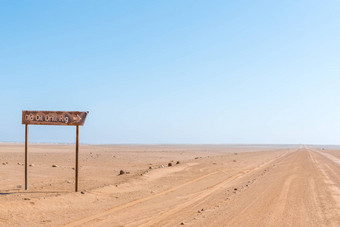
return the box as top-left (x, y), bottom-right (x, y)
top-left (22, 110), bottom-right (89, 192)
top-left (22, 111), bottom-right (88, 126)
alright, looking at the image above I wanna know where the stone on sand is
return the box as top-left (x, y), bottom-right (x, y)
top-left (119, 170), bottom-right (125, 175)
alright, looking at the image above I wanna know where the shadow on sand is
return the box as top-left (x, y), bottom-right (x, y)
top-left (0, 190), bottom-right (71, 195)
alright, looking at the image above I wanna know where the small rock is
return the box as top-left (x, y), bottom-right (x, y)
top-left (168, 163), bottom-right (172, 167)
top-left (159, 165), bottom-right (165, 168)
top-left (176, 161), bottom-right (180, 165)
top-left (195, 157), bottom-right (199, 159)
top-left (149, 166), bottom-right (153, 170)
top-left (126, 171), bottom-right (130, 174)
top-left (234, 188), bottom-right (238, 191)
top-left (52, 164), bottom-right (58, 167)
top-left (23, 198), bottom-right (30, 200)
top-left (80, 191), bottom-right (85, 194)
top-left (180, 222), bottom-right (185, 225)
top-left (233, 160), bottom-right (236, 162)
top-left (41, 220), bottom-right (51, 223)
top-left (201, 208), bottom-right (205, 212)
top-left (2, 162), bottom-right (7, 165)
top-left (119, 170), bottom-right (125, 175)
top-left (29, 164), bottom-right (34, 167)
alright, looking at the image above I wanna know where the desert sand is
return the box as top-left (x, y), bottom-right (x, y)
top-left (0, 143), bottom-right (339, 226)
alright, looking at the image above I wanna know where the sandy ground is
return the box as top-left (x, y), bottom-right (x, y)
top-left (0, 144), bottom-right (339, 227)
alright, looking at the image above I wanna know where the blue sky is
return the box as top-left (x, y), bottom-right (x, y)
top-left (0, 0), bottom-right (339, 144)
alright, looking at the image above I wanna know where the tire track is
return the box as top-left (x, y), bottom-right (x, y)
top-left (308, 149), bottom-right (340, 226)
top-left (64, 168), bottom-right (230, 227)
top-left (312, 149), bottom-right (340, 165)
top-left (136, 152), bottom-right (295, 227)
top-left (226, 152), bottom-right (299, 227)
top-left (197, 148), bottom-right (335, 227)
top-left (0, 217), bottom-right (7, 222)
top-left (120, 151), bottom-right (294, 227)
top-left (64, 151), bottom-right (292, 227)
top-left (127, 171), bottom-right (245, 227)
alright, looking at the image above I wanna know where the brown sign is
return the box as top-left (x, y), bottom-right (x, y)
top-left (22, 111), bottom-right (89, 126)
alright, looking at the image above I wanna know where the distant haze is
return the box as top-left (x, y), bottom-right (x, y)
top-left (0, 1), bottom-right (339, 144)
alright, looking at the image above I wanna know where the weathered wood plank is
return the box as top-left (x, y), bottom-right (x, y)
top-left (22, 111), bottom-right (89, 126)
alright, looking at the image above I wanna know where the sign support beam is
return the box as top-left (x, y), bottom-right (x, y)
top-left (25, 124), bottom-right (28, 190)
top-left (75, 125), bottom-right (79, 192)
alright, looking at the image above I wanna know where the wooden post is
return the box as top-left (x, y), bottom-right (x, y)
top-left (75, 125), bottom-right (79, 192)
top-left (25, 124), bottom-right (28, 190)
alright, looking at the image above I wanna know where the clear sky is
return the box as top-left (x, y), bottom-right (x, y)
top-left (0, 0), bottom-right (339, 144)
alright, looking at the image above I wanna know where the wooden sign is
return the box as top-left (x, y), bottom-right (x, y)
top-left (22, 111), bottom-right (88, 126)
top-left (22, 110), bottom-right (89, 192)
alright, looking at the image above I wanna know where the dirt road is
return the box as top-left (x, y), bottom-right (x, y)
top-left (0, 145), bottom-right (339, 226)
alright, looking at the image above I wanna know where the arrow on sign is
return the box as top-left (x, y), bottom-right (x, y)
top-left (73, 114), bottom-right (82, 122)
